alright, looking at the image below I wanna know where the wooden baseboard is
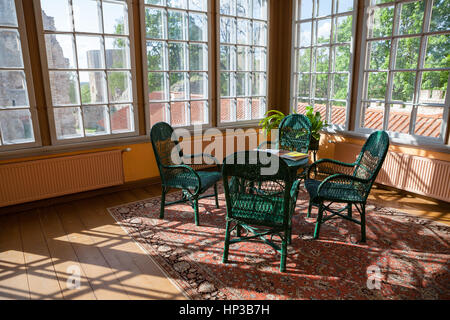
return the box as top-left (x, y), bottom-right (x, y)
top-left (0, 176), bottom-right (161, 216)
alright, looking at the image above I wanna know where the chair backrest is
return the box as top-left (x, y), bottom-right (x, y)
top-left (278, 114), bottom-right (311, 153)
top-left (353, 130), bottom-right (390, 197)
top-left (222, 151), bottom-right (295, 227)
top-left (150, 122), bottom-right (183, 178)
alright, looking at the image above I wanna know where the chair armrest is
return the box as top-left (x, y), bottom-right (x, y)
top-left (306, 158), bottom-right (356, 180)
top-left (316, 173), bottom-right (369, 197)
top-left (162, 164), bottom-right (202, 190)
top-left (183, 153), bottom-right (221, 171)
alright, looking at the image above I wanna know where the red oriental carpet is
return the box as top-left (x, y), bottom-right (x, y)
top-left (107, 185), bottom-right (450, 300)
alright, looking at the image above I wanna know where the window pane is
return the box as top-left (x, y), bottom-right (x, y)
top-left (111, 104), bottom-right (134, 133)
top-left (83, 105), bottom-right (109, 136)
top-left (237, 46), bottom-right (251, 71)
top-left (145, 7), bottom-right (166, 39)
top-left (298, 0), bottom-right (313, 20)
top-left (367, 40), bottom-right (390, 70)
top-left (170, 101), bottom-right (187, 126)
top-left (317, 0), bottom-right (332, 17)
top-left (169, 72), bottom-right (188, 100)
top-left (419, 71), bottom-right (448, 104)
top-left (414, 106), bottom-right (443, 138)
top-left (0, 109), bottom-right (34, 144)
top-left (105, 37), bottom-right (130, 69)
top-left (45, 34), bottom-right (76, 69)
top-left (253, 21), bottom-right (267, 46)
top-left (76, 35), bottom-right (105, 69)
top-left (79, 71), bottom-right (108, 104)
top-left (335, 15), bottom-right (352, 43)
top-left (236, 97), bottom-right (250, 120)
top-left (220, 98), bottom-right (234, 122)
top-left (315, 47), bottom-right (329, 72)
top-left (49, 71), bottom-right (80, 106)
top-left (220, 45), bottom-right (235, 71)
top-left (392, 71), bottom-right (416, 102)
top-left (361, 102), bottom-right (384, 130)
top-left (189, 13), bottom-right (207, 41)
top-left (252, 72), bottom-right (266, 96)
top-left (397, 1), bottom-right (424, 35)
top-left (237, 18), bottom-right (251, 45)
top-left (102, 1), bottom-right (128, 35)
top-left (190, 100), bottom-right (207, 124)
top-left (54, 107), bottom-right (83, 139)
top-left (220, 17), bottom-right (236, 43)
top-left (395, 37), bottom-right (420, 70)
top-left (190, 72), bottom-right (207, 99)
top-left (332, 73), bottom-right (348, 100)
top-left (330, 101), bottom-right (347, 125)
top-left (147, 41), bottom-right (166, 71)
top-left (220, 0), bottom-right (236, 16)
top-left (296, 48), bottom-right (311, 72)
top-left (252, 0), bottom-right (267, 20)
top-left (149, 102), bottom-right (168, 126)
top-left (237, 0), bottom-right (251, 18)
top-left (236, 72), bottom-right (249, 96)
top-left (297, 73), bottom-right (311, 97)
top-left (368, 5), bottom-right (394, 38)
top-left (298, 22), bottom-right (312, 47)
top-left (429, 0), bottom-right (450, 32)
top-left (41, 0), bottom-right (72, 32)
top-left (316, 18), bottom-right (331, 44)
top-left (337, 0), bottom-right (353, 14)
top-left (168, 10), bottom-right (187, 40)
top-left (0, 29), bottom-right (23, 68)
top-left (0, 71), bottom-right (29, 107)
top-left (253, 47), bottom-right (266, 71)
top-left (0, 0), bottom-right (18, 27)
top-left (314, 74), bottom-right (328, 99)
top-left (366, 72), bottom-right (387, 100)
top-left (424, 35), bottom-right (450, 69)
top-left (107, 71), bottom-right (132, 103)
top-left (251, 97), bottom-right (265, 119)
top-left (220, 72), bottom-right (232, 97)
top-left (190, 43), bottom-right (208, 70)
top-left (148, 72), bottom-right (167, 101)
top-left (168, 0), bottom-right (186, 9)
top-left (387, 104), bottom-right (411, 134)
top-left (189, 0), bottom-right (207, 11)
top-left (168, 42), bottom-right (186, 70)
top-left (73, 0), bottom-right (102, 33)
top-left (334, 45), bottom-right (350, 71)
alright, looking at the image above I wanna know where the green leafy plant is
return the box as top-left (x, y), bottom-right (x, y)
top-left (258, 109), bottom-right (286, 134)
top-left (304, 105), bottom-right (328, 141)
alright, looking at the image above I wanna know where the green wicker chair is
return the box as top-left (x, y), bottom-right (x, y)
top-left (222, 150), bottom-right (301, 272)
top-left (150, 122), bottom-right (221, 226)
top-left (304, 130), bottom-right (390, 242)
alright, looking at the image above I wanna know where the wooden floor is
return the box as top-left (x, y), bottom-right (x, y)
top-left (0, 183), bottom-right (448, 300)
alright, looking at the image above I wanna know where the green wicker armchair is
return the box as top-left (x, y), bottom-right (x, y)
top-left (222, 151), bottom-right (301, 272)
top-left (150, 122), bottom-right (221, 226)
top-left (305, 130), bottom-right (390, 242)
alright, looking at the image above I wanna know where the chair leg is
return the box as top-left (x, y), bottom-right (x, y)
top-left (287, 225), bottom-right (292, 245)
top-left (159, 187), bottom-right (166, 219)
top-left (313, 203), bottom-right (324, 239)
top-left (236, 224), bottom-right (241, 237)
top-left (193, 198), bottom-right (200, 226)
top-left (222, 221), bottom-right (231, 263)
top-left (347, 203), bottom-right (352, 218)
top-left (307, 201), bottom-right (313, 218)
top-left (360, 203), bottom-right (366, 243)
top-left (214, 183), bottom-right (219, 208)
top-left (280, 231), bottom-right (288, 272)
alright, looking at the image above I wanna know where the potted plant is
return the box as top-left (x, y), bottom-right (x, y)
top-left (258, 106), bottom-right (328, 152)
top-left (304, 105), bottom-right (328, 152)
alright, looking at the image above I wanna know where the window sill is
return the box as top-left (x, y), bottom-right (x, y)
top-left (323, 128), bottom-right (450, 154)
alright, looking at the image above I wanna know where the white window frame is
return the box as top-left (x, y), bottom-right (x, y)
top-left (141, 0), bottom-right (213, 132)
top-left (290, 0), bottom-right (358, 131)
top-left (217, 0), bottom-right (270, 127)
top-left (34, 0), bottom-right (139, 146)
top-left (355, 0), bottom-right (450, 145)
top-left (0, 0), bottom-right (41, 151)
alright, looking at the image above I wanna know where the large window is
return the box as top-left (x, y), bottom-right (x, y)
top-left (0, 0), bottom-right (39, 149)
top-left (219, 0), bottom-right (269, 125)
top-left (144, 0), bottom-right (210, 128)
top-left (356, 0), bottom-right (449, 143)
top-left (291, 0), bottom-right (356, 129)
top-left (37, 0), bottom-right (137, 143)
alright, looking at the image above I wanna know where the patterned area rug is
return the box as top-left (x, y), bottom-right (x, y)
top-left (108, 185), bottom-right (450, 300)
